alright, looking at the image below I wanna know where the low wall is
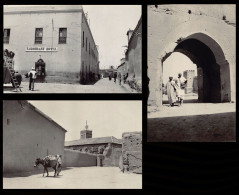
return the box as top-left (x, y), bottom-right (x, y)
top-left (63, 149), bottom-right (97, 167)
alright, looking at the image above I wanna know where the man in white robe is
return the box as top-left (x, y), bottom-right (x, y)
top-left (176, 73), bottom-right (187, 105)
top-left (165, 76), bottom-right (177, 107)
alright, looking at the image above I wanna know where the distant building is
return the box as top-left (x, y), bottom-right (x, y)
top-left (64, 122), bottom-right (122, 167)
top-left (3, 5), bottom-right (99, 83)
top-left (183, 70), bottom-right (198, 93)
top-left (99, 67), bottom-right (117, 78)
top-left (117, 59), bottom-right (127, 79)
top-left (3, 100), bottom-right (67, 173)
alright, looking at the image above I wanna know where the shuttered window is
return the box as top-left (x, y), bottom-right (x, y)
top-left (35, 28), bottom-right (43, 44)
top-left (59, 28), bottom-right (67, 44)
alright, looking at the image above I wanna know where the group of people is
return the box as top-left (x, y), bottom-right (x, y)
top-left (3, 49), bottom-right (15, 68)
top-left (4, 49), bottom-right (37, 91)
top-left (165, 73), bottom-right (187, 107)
top-left (109, 72), bottom-right (128, 85)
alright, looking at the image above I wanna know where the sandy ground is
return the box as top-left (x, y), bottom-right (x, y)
top-left (148, 94), bottom-right (236, 142)
top-left (3, 167), bottom-right (142, 189)
top-left (3, 78), bottom-right (138, 93)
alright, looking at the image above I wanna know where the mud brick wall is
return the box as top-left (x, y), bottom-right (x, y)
top-left (102, 143), bottom-right (122, 167)
top-left (122, 132), bottom-right (142, 173)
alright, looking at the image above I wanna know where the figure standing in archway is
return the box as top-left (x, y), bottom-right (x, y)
top-left (165, 76), bottom-right (177, 107)
top-left (176, 73), bottom-right (187, 106)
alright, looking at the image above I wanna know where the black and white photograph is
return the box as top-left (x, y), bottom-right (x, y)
top-left (2, 2), bottom-right (238, 194)
top-left (3, 100), bottom-right (142, 189)
top-left (3, 5), bottom-right (142, 93)
top-left (147, 4), bottom-right (236, 142)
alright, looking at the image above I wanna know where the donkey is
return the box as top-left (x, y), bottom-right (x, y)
top-left (34, 155), bottom-right (59, 177)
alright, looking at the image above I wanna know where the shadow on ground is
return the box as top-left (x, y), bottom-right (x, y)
top-left (148, 112), bottom-right (236, 142)
top-left (3, 167), bottom-right (73, 178)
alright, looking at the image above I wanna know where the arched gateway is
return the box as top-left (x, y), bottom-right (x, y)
top-left (161, 33), bottom-right (231, 103)
top-left (148, 5), bottom-right (236, 109)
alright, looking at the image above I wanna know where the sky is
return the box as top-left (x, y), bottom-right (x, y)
top-left (163, 52), bottom-right (197, 84)
top-left (29, 101), bottom-right (142, 141)
top-left (83, 5), bottom-right (141, 69)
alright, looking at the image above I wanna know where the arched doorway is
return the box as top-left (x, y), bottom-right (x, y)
top-left (161, 33), bottom-right (231, 105)
top-left (163, 53), bottom-right (198, 104)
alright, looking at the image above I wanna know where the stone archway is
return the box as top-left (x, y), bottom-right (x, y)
top-left (158, 32), bottom-right (231, 106)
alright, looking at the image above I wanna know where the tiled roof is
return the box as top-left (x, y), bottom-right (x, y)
top-left (65, 136), bottom-right (122, 146)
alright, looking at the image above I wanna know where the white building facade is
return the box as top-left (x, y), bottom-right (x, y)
top-left (4, 5), bottom-right (99, 82)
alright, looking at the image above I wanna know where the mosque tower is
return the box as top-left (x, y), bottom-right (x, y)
top-left (80, 120), bottom-right (92, 139)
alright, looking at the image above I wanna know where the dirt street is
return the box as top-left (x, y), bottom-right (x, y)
top-left (148, 94), bottom-right (236, 142)
top-left (3, 78), bottom-right (138, 93)
top-left (3, 167), bottom-right (142, 189)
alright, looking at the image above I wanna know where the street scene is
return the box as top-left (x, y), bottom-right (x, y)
top-left (147, 5), bottom-right (236, 142)
top-left (4, 78), bottom-right (138, 93)
top-left (3, 101), bottom-right (142, 189)
top-left (3, 5), bottom-right (142, 93)
top-left (4, 167), bottom-right (141, 189)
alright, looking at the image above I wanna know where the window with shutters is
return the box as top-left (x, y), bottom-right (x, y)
top-left (35, 28), bottom-right (43, 44)
top-left (59, 28), bottom-right (67, 44)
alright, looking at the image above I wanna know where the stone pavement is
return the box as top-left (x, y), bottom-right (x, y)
top-left (3, 167), bottom-right (142, 189)
top-left (3, 78), bottom-right (139, 93)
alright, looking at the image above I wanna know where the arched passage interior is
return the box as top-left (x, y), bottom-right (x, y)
top-left (161, 33), bottom-right (231, 103)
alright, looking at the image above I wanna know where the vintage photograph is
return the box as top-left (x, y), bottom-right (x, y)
top-left (3, 100), bottom-right (142, 189)
top-left (147, 4), bottom-right (236, 142)
top-left (3, 5), bottom-right (142, 93)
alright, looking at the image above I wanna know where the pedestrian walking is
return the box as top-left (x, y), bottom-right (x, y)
top-left (56, 154), bottom-right (62, 176)
top-left (176, 73), bottom-right (187, 106)
top-left (28, 67), bottom-right (37, 91)
top-left (165, 76), bottom-right (177, 107)
top-left (118, 73), bottom-right (122, 85)
top-left (114, 72), bottom-right (117, 83)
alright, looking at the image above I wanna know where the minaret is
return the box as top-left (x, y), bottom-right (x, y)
top-left (80, 120), bottom-right (92, 139)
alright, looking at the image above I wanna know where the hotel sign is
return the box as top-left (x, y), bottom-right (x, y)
top-left (26, 47), bottom-right (58, 52)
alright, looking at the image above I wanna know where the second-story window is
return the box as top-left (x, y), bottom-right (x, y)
top-left (59, 28), bottom-right (67, 44)
top-left (35, 28), bottom-right (43, 44)
top-left (4, 29), bottom-right (10, 44)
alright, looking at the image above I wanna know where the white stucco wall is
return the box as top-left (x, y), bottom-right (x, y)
top-left (81, 12), bottom-right (99, 78)
top-left (4, 5), bottom-right (98, 79)
top-left (3, 101), bottom-right (66, 173)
